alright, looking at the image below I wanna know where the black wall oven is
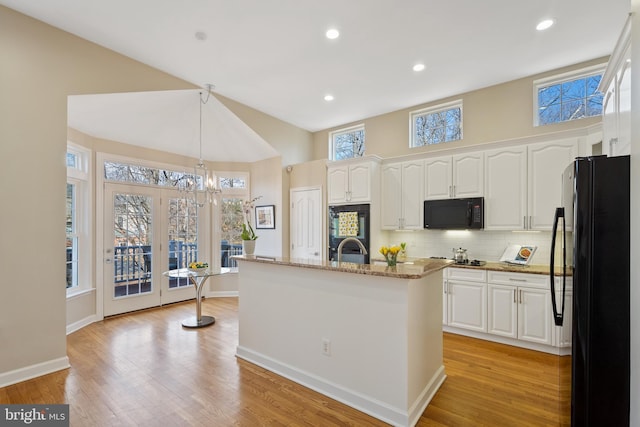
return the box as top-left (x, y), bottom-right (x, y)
top-left (328, 204), bottom-right (370, 263)
top-left (423, 197), bottom-right (484, 230)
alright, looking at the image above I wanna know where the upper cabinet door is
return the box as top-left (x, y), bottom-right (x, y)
top-left (527, 139), bottom-right (578, 230)
top-left (484, 147), bottom-right (527, 230)
top-left (452, 152), bottom-right (483, 198)
top-left (424, 156), bottom-right (452, 200)
top-left (327, 166), bottom-right (349, 204)
top-left (380, 164), bottom-right (402, 229)
top-left (401, 160), bottom-right (424, 229)
top-left (348, 163), bottom-right (372, 203)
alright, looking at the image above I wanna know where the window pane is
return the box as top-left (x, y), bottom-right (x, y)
top-left (221, 198), bottom-right (244, 271)
top-left (66, 183), bottom-right (78, 288)
top-left (331, 127), bottom-right (365, 160)
top-left (539, 103), bottom-right (561, 125)
top-left (66, 152), bottom-right (77, 168)
top-left (538, 85), bottom-right (561, 108)
top-left (536, 71), bottom-right (603, 125)
top-left (562, 80), bottom-right (586, 101)
top-left (220, 177), bottom-right (246, 189)
top-left (562, 99), bottom-right (585, 121)
top-left (411, 103), bottom-right (462, 147)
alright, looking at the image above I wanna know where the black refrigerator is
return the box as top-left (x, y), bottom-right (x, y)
top-left (550, 155), bottom-right (630, 426)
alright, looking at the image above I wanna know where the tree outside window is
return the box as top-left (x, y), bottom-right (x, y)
top-left (534, 65), bottom-right (605, 126)
top-left (410, 101), bottom-right (463, 147)
top-left (330, 125), bottom-right (365, 160)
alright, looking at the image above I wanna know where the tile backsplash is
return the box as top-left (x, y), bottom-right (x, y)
top-left (381, 229), bottom-right (567, 266)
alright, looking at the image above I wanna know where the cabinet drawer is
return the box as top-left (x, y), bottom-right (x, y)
top-left (487, 271), bottom-right (549, 289)
top-left (447, 267), bottom-right (486, 283)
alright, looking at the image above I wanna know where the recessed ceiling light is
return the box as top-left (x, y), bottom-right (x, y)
top-left (413, 63), bottom-right (426, 72)
top-left (326, 28), bottom-right (340, 40)
top-left (536, 19), bottom-right (554, 31)
top-left (324, 94), bottom-right (334, 101)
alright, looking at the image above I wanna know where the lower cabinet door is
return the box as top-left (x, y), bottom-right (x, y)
top-left (447, 280), bottom-right (487, 332)
top-left (517, 287), bottom-right (552, 345)
top-left (488, 284), bottom-right (517, 338)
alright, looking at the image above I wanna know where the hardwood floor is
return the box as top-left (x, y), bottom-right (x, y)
top-left (0, 297), bottom-right (570, 426)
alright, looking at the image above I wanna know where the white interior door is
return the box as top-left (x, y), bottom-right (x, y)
top-left (290, 187), bottom-right (322, 261)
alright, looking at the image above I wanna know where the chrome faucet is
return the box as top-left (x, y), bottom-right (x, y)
top-left (337, 237), bottom-right (368, 263)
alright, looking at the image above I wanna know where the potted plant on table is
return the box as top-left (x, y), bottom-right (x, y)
top-left (241, 196), bottom-right (261, 255)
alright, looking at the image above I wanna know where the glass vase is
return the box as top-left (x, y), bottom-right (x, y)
top-left (386, 253), bottom-right (397, 267)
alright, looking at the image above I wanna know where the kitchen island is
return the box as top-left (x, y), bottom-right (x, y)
top-left (233, 255), bottom-right (451, 427)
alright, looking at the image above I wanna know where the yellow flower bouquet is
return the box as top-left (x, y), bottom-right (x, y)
top-left (379, 245), bottom-right (401, 267)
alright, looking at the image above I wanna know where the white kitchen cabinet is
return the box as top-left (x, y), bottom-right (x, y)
top-left (424, 152), bottom-right (483, 200)
top-left (527, 139), bottom-right (578, 230)
top-left (487, 271), bottom-right (553, 346)
top-left (327, 157), bottom-right (379, 204)
top-left (442, 278), bottom-right (448, 325)
top-left (483, 146), bottom-right (527, 230)
top-left (381, 160), bottom-right (423, 229)
top-left (445, 268), bottom-right (487, 332)
top-left (600, 17), bottom-right (631, 157)
top-left (517, 287), bottom-right (552, 345)
top-left (487, 284), bottom-right (518, 338)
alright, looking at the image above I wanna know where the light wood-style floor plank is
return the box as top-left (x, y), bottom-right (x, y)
top-left (0, 297), bottom-right (569, 426)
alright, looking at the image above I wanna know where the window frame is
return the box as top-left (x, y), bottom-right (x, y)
top-left (533, 63), bottom-right (606, 127)
top-left (66, 143), bottom-right (91, 296)
top-left (409, 99), bottom-right (463, 147)
top-left (328, 124), bottom-right (366, 161)
top-left (216, 171), bottom-right (251, 274)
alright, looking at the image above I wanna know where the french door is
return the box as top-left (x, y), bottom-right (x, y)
top-left (103, 184), bottom-right (205, 316)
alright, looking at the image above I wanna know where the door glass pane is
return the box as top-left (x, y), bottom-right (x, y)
top-left (168, 197), bottom-right (198, 288)
top-left (112, 193), bottom-right (153, 298)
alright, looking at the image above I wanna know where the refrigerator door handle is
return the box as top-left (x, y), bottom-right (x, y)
top-left (550, 207), bottom-right (566, 326)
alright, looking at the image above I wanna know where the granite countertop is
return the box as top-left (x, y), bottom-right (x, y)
top-left (233, 255), bottom-right (453, 279)
top-left (389, 257), bottom-right (572, 276)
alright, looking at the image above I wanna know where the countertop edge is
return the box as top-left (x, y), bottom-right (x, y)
top-left (233, 255), bottom-right (452, 279)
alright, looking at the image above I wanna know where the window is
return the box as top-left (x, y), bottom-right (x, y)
top-left (217, 172), bottom-right (250, 272)
top-left (329, 124), bottom-right (365, 160)
top-left (534, 65), bottom-right (605, 126)
top-left (410, 100), bottom-right (463, 147)
top-left (66, 144), bottom-right (90, 293)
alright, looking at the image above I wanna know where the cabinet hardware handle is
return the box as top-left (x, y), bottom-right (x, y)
top-left (529, 216), bottom-right (532, 229)
top-left (443, 282), bottom-right (447, 294)
top-left (453, 185), bottom-right (456, 197)
top-left (519, 290), bottom-right (523, 304)
top-left (509, 278), bottom-right (527, 282)
top-left (449, 185), bottom-right (452, 198)
top-left (523, 216), bottom-right (527, 230)
top-left (513, 289), bottom-right (516, 303)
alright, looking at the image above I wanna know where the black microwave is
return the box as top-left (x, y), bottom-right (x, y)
top-left (424, 197), bottom-right (484, 230)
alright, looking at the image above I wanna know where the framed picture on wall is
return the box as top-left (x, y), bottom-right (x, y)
top-left (255, 205), bottom-right (275, 229)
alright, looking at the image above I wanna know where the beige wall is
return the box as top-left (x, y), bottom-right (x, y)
top-left (312, 58), bottom-right (607, 160)
top-left (0, 5), bottom-right (311, 383)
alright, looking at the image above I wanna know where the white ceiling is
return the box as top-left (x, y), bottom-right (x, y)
top-left (2, 0), bottom-right (630, 160)
top-left (68, 90), bottom-right (279, 163)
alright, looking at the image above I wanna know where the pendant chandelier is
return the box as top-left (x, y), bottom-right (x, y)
top-left (178, 85), bottom-right (221, 207)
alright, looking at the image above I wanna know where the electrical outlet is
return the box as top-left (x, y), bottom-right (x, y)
top-left (321, 338), bottom-right (331, 356)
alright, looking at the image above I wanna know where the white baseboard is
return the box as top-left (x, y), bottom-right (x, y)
top-left (236, 346), bottom-right (443, 427)
top-left (0, 357), bottom-right (70, 388)
top-left (206, 291), bottom-right (239, 298)
top-left (67, 314), bottom-right (99, 335)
